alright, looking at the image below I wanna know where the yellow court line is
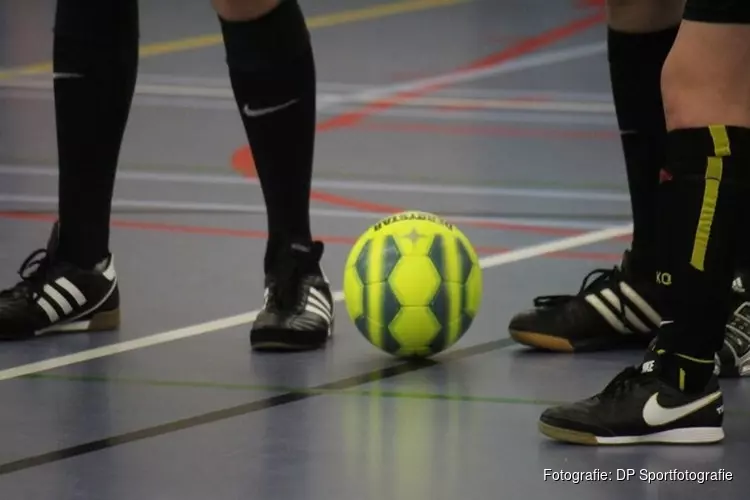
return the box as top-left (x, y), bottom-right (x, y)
top-left (0, 0), bottom-right (469, 81)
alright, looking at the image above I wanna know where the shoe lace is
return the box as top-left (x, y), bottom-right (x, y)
top-left (267, 246), bottom-right (320, 312)
top-left (724, 301), bottom-right (750, 355)
top-left (0, 249), bottom-right (51, 301)
top-left (533, 267), bottom-right (622, 308)
top-left (268, 265), bottom-right (305, 311)
top-left (598, 366), bottom-right (644, 399)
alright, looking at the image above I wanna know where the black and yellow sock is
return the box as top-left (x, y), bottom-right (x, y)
top-left (653, 125), bottom-right (750, 390)
top-left (652, 348), bottom-right (715, 393)
top-left (608, 27), bottom-right (678, 276)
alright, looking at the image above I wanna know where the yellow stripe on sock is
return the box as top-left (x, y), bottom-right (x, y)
top-left (690, 125), bottom-right (730, 271)
top-left (709, 125), bottom-right (731, 156)
top-left (675, 353), bottom-right (715, 364)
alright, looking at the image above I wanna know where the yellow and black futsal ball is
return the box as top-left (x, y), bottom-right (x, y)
top-left (343, 211), bottom-right (482, 358)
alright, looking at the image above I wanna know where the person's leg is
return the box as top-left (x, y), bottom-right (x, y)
top-left (213, 0), bottom-right (332, 350)
top-left (538, 0), bottom-right (750, 445)
top-left (0, 0), bottom-right (137, 339)
top-left (652, 9), bottom-right (750, 385)
top-left (671, 6), bottom-right (750, 379)
top-left (507, 0), bottom-right (683, 353)
top-left (607, 0), bottom-right (683, 272)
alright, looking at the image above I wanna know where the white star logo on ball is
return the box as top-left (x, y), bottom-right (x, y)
top-left (404, 228), bottom-right (423, 244)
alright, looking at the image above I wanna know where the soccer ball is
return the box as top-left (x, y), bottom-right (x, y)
top-left (343, 211), bottom-right (482, 357)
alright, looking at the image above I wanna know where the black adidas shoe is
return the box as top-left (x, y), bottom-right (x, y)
top-left (250, 241), bottom-right (334, 351)
top-left (0, 226), bottom-right (120, 340)
top-left (539, 352), bottom-right (724, 445)
top-left (717, 272), bottom-right (750, 377)
top-left (509, 251), bottom-right (661, 352)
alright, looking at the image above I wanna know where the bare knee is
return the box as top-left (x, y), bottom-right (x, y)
top-left (661, 22), bottom-right (750, 129)
top-left (607, 0), bottom-right (685, 32)
top-left (212, 0), bottom-right (280, 20)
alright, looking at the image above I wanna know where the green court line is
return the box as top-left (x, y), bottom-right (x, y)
top-left (23, 372), bottom-right (561, 407)
top-left (24, 372), bottom-right (750, 418)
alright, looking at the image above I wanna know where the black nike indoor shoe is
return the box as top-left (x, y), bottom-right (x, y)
top-left (509, 251), bottom-right (661, 352)
top-left (0, 224), bottom-right (120, 340)
top-left (250, 241), bottom-right (334, 351)
top-left (539, 350), bottom-right (724, 445)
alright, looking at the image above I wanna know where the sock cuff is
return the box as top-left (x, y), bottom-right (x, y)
top-left (667, 126), bottom-right (750, 171)
top-left (607, 27), bottom-right (676, 134)
top-left (53, 0), bottom-right (139, 69)
top-left (675, 353), bottom-right (715, 364)
top-left (54, 0), bottom-right (139, 43)
top-left (607, 26), bottom-right (679, 63)
top-left (219, 0), bottom-right (311, 71)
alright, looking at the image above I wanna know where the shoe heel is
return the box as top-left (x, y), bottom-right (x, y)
top-left (87, 308), bottom-right (121, 331)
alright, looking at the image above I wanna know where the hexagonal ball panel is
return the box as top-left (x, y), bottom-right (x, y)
top-left (388, 305), bottom-right (441, 350)
top-left (457, 238), bottom-right (476, 284)
top-left (343, 265), bottom-right (365, 322)
top-left (387, 255), bottom-right (441, 306)
top-left (354, 239), bottom-right (372, 285)
top-left (353, 236), bottom-right (403, 285)
top-left (463, 264), bottom-right (482, 317)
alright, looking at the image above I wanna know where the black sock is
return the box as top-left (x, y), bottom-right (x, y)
top-left (220, 0), bottom-right (316, 273)
top-left (53, 0), bottom-right (139, 269)
top-left (657, 351), bottom-right (716, 393)
top-left (608, 27), bottom-right (678, 276)
top-left (653, 126), bottom-right (750, 391)
top-left (735, 235), bottom-right (750, 280)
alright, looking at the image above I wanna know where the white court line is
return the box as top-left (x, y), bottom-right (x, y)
top-left (0, 43), bottom-right (611, 132)
top-left (0, 41), bottom-right (616, 381)
top-left (0, 165), bottom-right (629, 202)
top-left (1, 83), bottom-right (613, 113)
top-left (0, 193), bottom-right (621, 229)
top-left (36, 73), bottom-right (616, 101)
top-left (25, 72), bottom-right (614, 101)
top-left (309, 42), bottom-right (605, 109)
top-left (0, 42), bottom-right (606, 114)
top-left (0, 223), bottom-right (632, 382)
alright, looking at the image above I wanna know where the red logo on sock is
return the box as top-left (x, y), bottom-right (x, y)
top-left (659, 169), bottom-right (673, 183)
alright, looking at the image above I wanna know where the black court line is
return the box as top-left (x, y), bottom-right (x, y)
top-left (0, 337), bottom-right (515, 475)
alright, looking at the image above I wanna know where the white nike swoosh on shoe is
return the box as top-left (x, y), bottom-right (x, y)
top-left (642, 391), bottom-right (722, 427)
top-left (242, 99), bottom-right (300, 118)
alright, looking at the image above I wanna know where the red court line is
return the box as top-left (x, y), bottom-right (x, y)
top-left (231, 9), bottom-right (607, 226)
top-left (305, 190), bottom-right (401, 213)
top-left (354, 121), bottom-right (618, 141)
top-left (232, 140), bottom-right (599, 238)
top-left (432, 95), bottom-right (555, 112)
top-left (231, 148), bottom-right (403, 213)
top-left (576, 0), bottom-right (605, 7)
top-left (314, 9), bottom-right (606, 132)
top-left (0, 211), bottom-right (621, 262)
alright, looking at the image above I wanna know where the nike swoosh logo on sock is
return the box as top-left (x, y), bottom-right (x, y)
top-left (642, 391), bottom-right (722, 427)
top-left (242, 99), bottom-right (300, 118)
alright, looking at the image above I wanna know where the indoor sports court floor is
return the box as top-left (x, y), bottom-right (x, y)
top-left (1, 0), bottom-right (748, 499)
